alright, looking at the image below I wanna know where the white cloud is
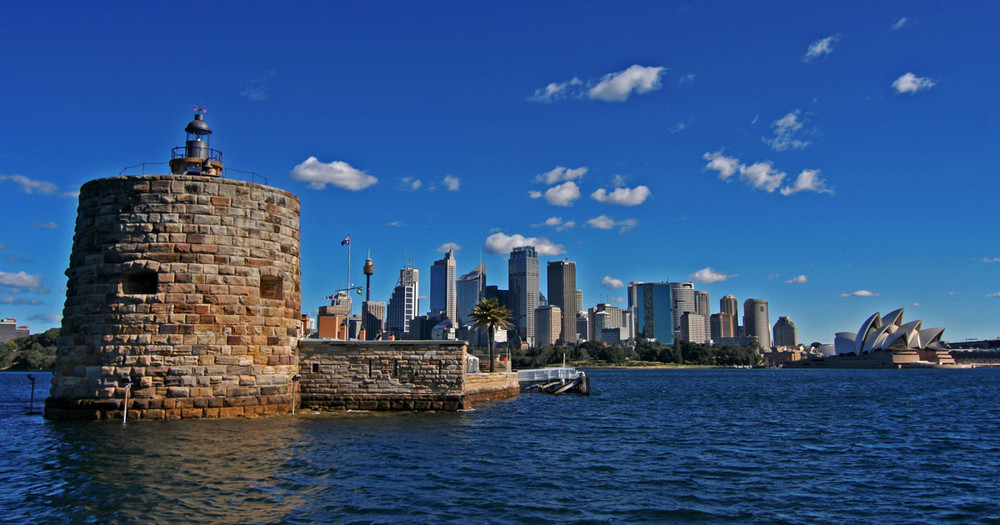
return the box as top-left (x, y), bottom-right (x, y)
top-left (437, 242), bottom-right (461, 252)
top-left (290, 157), bottom-right (377, 191)
top-left (536, 166), bottom-right (587, 185)
top-left (0, 174), bottom-right (59, 195)
top-left (611, 174), bottom-right (628, 187)
top-left (780, 170), bottom-right (834, 196)
top-left (386, 221), bottom-right (403, 227)
top-left (703, 151), bottom-right (740, 180)
top-left (987, 292), bottom-right (1000, 298)
top-left (601, 276), bottom-right (625, 289)
top-left (704, 151), bottom-right (832, 196)
top-left (891, 17), bottom-right (908, 30)
top-left (0, 296), bottom-right (42, 305)
top-left (483, 232), bottom-right (565, 256)
top-left (443, 175), bottom-right (460, 191)
top-left (678, 74), bottom-right (696, 85)
top-left (530, 66), bottom-right (665, 103)
top-left (912, 302), bottom-right (920, 307)
top-left (30, 221), bottom-right (59, 229)
top-left (399, 177), bottom-right (422, 191)
top-left (535, 217), bottom-right (575, 231)
top-left (785, 275), bottom-right (808, 284)
top-left (766, 110), bottom-right (811, 151)
top-left (803, 35), bottom-right (839, 62)
top-left (528, 190), bottom-right (542, 199)
top-left (541, 181), bottom-right (581, 207)
top-left (670, 121), bottom-right (689, 133)
top-left (979, 257), bottom-right (1000, 263)
top-left (740, 161), bottom-right (786, 193)
top-left (688, 267), bottom-right (736, 284)
top-left (586, 215), bottom-right (637, 233)
top-left (528, 78), bottom-right (582, 103)
top-left (0, 271), bottom-right (44, 290)
top-left (241, 87), bottom-right (267, 101)
top-left (589, 65), bottom-right (666, 101)
top-left (591, 185), bottom-right (651, 206)
top-left (839, 290), bottom-right (879, 297)
top-left (893, 72), bottom-right (935, 94)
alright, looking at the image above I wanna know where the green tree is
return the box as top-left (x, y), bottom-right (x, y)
top-left (468, 298), bottom-right (513, 372)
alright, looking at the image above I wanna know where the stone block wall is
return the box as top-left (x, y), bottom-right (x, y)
top-left (46, 174), bottom-right (301, 420)
top-left (298, 339), bottom-right (517, 411)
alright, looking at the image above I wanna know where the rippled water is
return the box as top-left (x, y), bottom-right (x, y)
top-left (2, 368), bottom-right (1000, 524)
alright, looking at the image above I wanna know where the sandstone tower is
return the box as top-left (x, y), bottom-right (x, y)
top-left (46, 113), bottom-right (302, 420)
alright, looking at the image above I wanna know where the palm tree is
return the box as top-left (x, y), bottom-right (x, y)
top-left (468, 298), bottom-right (513, 372)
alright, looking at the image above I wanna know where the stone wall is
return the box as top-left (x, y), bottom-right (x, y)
top-left (298, 340), bottom-right (517, 411)
top-left (46, 174), bottom-right (301, 420)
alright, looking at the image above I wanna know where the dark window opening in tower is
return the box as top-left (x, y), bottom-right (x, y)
top-left (260, 276), bottom-right (283, 300)
top-left (122, 270), bottom-right (158, 295)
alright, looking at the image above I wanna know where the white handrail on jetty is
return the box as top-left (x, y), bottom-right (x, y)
top-left (517, 367), bottom-right (580, 383)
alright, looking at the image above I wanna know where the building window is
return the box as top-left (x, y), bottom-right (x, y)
top-left (122, 270), bottom-right (158, 295)
top-left (260, 276), bottom-right (283, 300)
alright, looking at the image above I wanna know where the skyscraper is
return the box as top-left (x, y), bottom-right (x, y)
top-left (743, 298), bottom-right (771, 348)
top-left (508, 246), bottom-right (539, 345)
top-left (534, 305), bottom-right (561, 347)
top-left (456, 263), bottom-right (485, 326)
top-left (710, 312), bottom-right (735, 341)
top-left (773, 316), bottom-right (798, 347)
top-left (695, 290), bottom-right (711, 342)
top-left (628, 281), bottom-right (673, 344)
top-left (547, 260), bottom-right (577, 344)
top-left (720, 295), bottom-right (738, 336)
top-left (361, 300), bottom-right (386, 340)
top-left (386, 266), bottom-right (419, 337)
top-left (670, 282), bottom-right (695, 342)
top-left (430, 249), bottom-right (456, 322)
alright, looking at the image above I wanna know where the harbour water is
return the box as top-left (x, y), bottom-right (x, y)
top-left (2, 368), bottom-right (999, 524)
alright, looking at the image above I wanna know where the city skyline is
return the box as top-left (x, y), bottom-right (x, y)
top-left (1, 3), bottom-right (999, 345)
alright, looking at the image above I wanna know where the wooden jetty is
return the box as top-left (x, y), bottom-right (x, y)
top-left (517, 367), bottom-right (590, 395)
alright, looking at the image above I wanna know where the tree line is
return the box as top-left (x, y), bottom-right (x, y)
top-left (510, 339), bottom-right (761, 368)
top-left (1, 328), bottom-right (59, 370)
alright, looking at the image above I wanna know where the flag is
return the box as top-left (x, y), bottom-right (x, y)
top-left (341, 235), bottom-right (350, 246)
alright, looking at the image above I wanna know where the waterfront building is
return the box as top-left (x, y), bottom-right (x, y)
top-left (361, 301), bottom-right (386, 340)
top-left (430, 249), bottom-right (456, 322)
top-left (386, 266), bottom-right (419, 337)
top-left (508, 246), bottom-right (539, 346)
top-left (744, 298), bottom-right (771, 349)
top-left (720, 295), bottom-right (738, 335)
top-left (576, 312), bottom-right (589, 342)
top-left (681, 312), bottom-right (708, 344)
top-left (710, 312), bottom-right (735, 341)
top-left (534, 305), bottom-right (561, 347)
top-left (587, 303), bottom-right (624, 341)
top-left (773, 316), bottom-right (798, 347)
top-left (456, 263), bottom-right (485, 326)
top-left (670, 282), bottom-right (695, 342)
top-left (629, 281), bottom-right (673, 344)
top-left (695, 290), bottom-right (711, 342)
top-left (0, 318), bottom-right (29, 343)
top-left (547, 260), bottom-right (578, 344)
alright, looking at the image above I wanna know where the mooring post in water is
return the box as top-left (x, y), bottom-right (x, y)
top-left (121, 375), bottom-right (132, 424)
top-left (291, 374), bottom-right (301, 415)
top-left (27, 374), bottom-right (36, 414)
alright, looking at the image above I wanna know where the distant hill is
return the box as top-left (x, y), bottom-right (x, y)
top-left (1, 328), bottom-right (59, 371)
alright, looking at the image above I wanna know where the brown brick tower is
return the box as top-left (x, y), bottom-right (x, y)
top-left (46, 113), bottom-right (302, 420)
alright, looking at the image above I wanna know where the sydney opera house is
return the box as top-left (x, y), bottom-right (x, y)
top-left (796, 308), bottom-right (960, 368)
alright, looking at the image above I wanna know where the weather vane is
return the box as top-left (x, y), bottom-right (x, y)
top-left (193, 104), bottom-right (207, 114)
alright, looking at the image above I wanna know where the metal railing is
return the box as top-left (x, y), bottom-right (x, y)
top-left (517, 367), bottom-right (579, 382)
top-left (170, 146), bottom-right (223, 162)
top-left (117, 162), bottom-right (267, 186)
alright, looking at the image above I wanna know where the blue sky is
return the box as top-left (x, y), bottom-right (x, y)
top-left (2, 1), bottom-right (999, 344)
